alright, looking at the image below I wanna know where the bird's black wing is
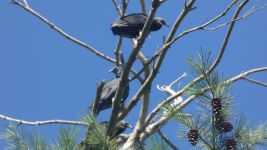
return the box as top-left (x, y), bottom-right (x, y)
top-left (100, 78), bottom-right (120, 101)
top-left (115, 13), bottom-right (148, 27)
top-left (111, 13), bottom-right (148, 38)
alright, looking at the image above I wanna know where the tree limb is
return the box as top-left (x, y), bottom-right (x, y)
top-left (140, 0), bottom-right (147, 14)
top-left (0, 114), bottom-right (87, 126)
top-left (242, 77), bottom-right (267, 87)
top-left (12, 0), bottom-right (115, 64)
top-left (112, 0), bottom-right (123, 16)
top-left (91, 81), bottom-right (105, 115)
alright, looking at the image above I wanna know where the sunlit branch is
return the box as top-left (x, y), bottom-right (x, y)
top-left (11, 0), bottom-right (115, 64)
top-left (0, 114), bottom-right (87, 126)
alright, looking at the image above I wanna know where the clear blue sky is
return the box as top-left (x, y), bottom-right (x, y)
top-left (0, 0), bottom-right (266, 149)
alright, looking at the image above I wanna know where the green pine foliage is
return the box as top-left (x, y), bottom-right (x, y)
top-left (80, 113), bottom-right (120, 150)
top-left (52, 127), bottom-right (80, 150)
top-left (1, 125), bottom-right (49, 150)
top-left (172, 51), bottom-right (267, 150)
top-left (145, 134), bottom-right (170, 150)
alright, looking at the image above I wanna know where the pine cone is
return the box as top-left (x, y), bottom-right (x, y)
top-left (214, 113), bottom-right (224, 128)
top-left (212, 98), bottom-right (224, 128)
top-left (211, 98), bottom-right (222, 114)
top-left (219, 121), bottom-right (233, 133)
top-left (188, 129), bottom-right (198, 146)
top-left (226, 138), bottom-right (236, 150)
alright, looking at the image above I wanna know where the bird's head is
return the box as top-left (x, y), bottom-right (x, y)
top-left (154, 17), bottom-right (169, 27)
top-left (109, 66), bottom-right (122, 77)
top-left (118, 120), bottom-right (133, 129)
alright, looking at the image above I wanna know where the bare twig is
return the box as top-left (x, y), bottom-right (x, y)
top-left (91, 81), bottom-right (105, 115)
top-left (129, 50), bottom-right (163, 82)
top-left (229, 67), bottom-right (267, 83)
top-left (112, 0), bottom-right (123, 16)
top-left (113, 0), bottom-right (129, 67)
top-left (168, 0), bottom-right (239, 47)
top-left (210, 0), bottom-right (249, 70)
top-left (242, 77), bottom-right (267, 87)
top-left (205, 4), bottom-right (267, 30)
top-left (140, 0), bottom-right (147, 14)
top-left (157, 129), bottom-right (179, 150)
top-left (122, 0), bottom-right (129, 15)
top-left (0, 114), bottom-right (87, 126)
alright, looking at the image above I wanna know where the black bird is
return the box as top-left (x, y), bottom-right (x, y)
top-left (92, 66), bottom-right (129, 115)
top-left (111, 13), bottom-right (168, 38)
top-left (81, 120), bottom-right (132, 149)
top-left (100, 120), bottom-right (132, 138)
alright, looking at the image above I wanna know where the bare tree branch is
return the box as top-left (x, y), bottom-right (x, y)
top-left (91, 81), bottom-right (105, 115)
top-left (168, 0), bottom-right (239, 48)
top-left (229, 67), bottom-right (267, 83)
top-left (112, 0), bottom-right (123, 16)
top-left (129, 50), bottom-right (163, 82)
top-left (157, 129), bottom-right (179, 150)
top-left (11, 0), bottom-right (115, 64)
top-left (242, 77), bottom-right (267, 87)
top-left (204, 4), bottom-right (267, 30)
top-left (0, 114), bottom-right (87, 126)
top-left (22, 0), bottom-right (29, 7)
top-left (140, 0), bottom-right (147, 14)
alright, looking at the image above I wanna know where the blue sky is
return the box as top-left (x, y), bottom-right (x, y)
top-left (0, 0), bottom-right (267, 149)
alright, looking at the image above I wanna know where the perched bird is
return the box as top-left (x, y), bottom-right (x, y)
top-left (91, 66), bottom-right (129, 115)
top-left (81, 120), bottom-right (132, 149)
top-left (100, 120), bottom-right (133, 139)
top-left (111, 13), bottom-right (168, 38)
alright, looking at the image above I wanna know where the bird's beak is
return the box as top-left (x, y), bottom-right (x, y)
top-left (128, 124), bottom-right (133, 129)
top-left (108, 68), bottom-right (113, 73)
top-left (164, 23), bottom-right (169, 27)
